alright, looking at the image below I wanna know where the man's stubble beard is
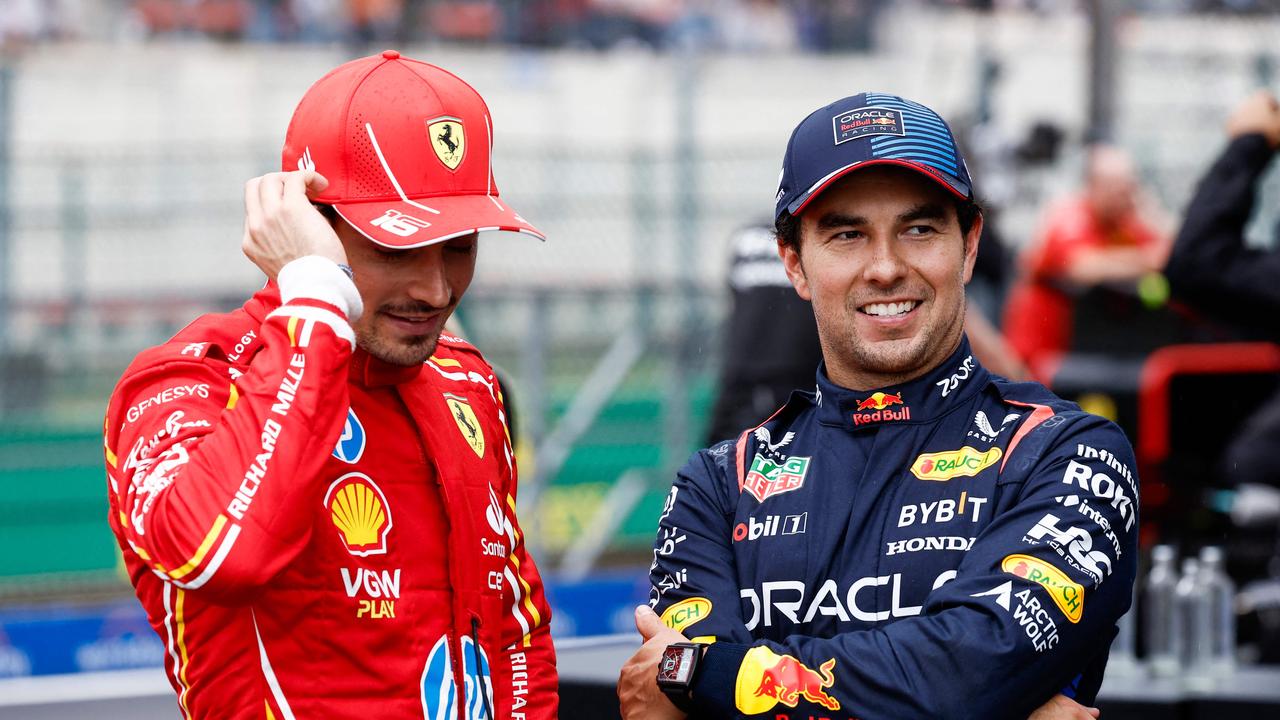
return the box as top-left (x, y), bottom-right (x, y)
top-left (824, 276), bottom-right (967, 385)
top-left (355, 324), bottom-right (440, 367)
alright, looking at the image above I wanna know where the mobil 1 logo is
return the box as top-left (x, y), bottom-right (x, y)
top-left (733, 512), bottom-right (808, 543)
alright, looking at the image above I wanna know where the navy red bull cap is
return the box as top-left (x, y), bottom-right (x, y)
top-left (774, 92), bottom-right (974, 222)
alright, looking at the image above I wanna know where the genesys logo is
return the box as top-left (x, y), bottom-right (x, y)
top-left (661, 597), bottom-right (712, 634)
top-left (735, 646), bottom-right (840, 715)
top-left (851, 392), bottom-right (911, 426)
top-left (326, 472), bottom-right (393, 557)
top-left (733, 512), bottom-right (808, 543)
top-left (743, 454), bottom-right (811, 503)
top-left (1002, 554), bottom-right (1083, 623)
top-left (332, 407), bottom-right (366, 464)
top-left (910, 446), bottom-right (1002, 481)
top-left (124, 383), bottom-right (210, 424)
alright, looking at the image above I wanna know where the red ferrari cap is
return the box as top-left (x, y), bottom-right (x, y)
top-left (281, 49), bottom-right (544, 248)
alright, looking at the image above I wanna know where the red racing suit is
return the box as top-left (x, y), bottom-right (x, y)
top-left (103, 257), bottom-right (556, 720)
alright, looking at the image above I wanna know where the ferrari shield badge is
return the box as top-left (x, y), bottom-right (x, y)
top-left (427, 116), bottom-right (465, 171)
top-left (444, 393), bottom-right (484, 458)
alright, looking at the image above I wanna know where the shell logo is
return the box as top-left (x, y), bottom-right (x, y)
top-left (325, 472), bottom-right (393, 556)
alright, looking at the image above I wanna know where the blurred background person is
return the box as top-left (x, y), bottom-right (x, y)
top-left (1165, 89), bottom-right (1280, 491)
top-left (703, 222), bottom-right (820, 445)
top-left (1003, 145), bottom-right (1172, 378)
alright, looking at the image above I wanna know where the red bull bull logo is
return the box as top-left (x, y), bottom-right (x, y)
top-left (851, 392), bottom-right (910, 426)
top-left (854, 392), bottom-right (902, 411)
top-left (735, 646), bottom-right (840, 714)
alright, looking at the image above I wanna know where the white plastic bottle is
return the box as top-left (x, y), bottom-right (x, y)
top-left (1144, 545), bottom-right (1180, 677)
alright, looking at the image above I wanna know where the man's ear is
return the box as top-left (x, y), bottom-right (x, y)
top-left (779, 238), bottom-right (811, 301)
top-left (961, 212), bottom-right (983, 285)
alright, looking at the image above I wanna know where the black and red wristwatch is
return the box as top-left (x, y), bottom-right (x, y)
top-left (656, 642), bottom-right (705, 711)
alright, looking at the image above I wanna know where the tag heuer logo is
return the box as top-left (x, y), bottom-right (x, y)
top-left (743, 453), bottom-right (811, 503)
top-left (427, 116), bottom-right (465, 171)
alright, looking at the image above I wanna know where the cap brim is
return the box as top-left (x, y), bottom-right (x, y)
top-left (333, 194), bottom-right (545, 249)
top-left (787, 158), bottom-right (972, 218)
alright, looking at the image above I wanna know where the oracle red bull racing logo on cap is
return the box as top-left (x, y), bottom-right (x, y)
top-left (832, 106), bottom-right (905, 144)
top-left (742, 453), bottom-right (811, 503)
top-left (735, 646), bottom-right (840, 714)
top-left (852, 391), bottom-right (910, 426)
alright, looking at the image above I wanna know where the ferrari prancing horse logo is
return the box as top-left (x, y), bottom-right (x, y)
top-left (444, 393), bottom-right (484, 458)
top-left (427, 117), bottom-right (465, 171)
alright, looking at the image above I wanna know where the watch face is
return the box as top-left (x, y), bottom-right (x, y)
top-left (657, 645), bottom-right (696, 684)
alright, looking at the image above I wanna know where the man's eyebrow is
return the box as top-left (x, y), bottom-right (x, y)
top-left (816, 212), bottom-right (868, 230)
top-left (898, 203), bottom-right (949, 224)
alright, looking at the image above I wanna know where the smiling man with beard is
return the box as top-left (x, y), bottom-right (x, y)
top-left (619, 93), bottom-right (1138, 720)
top-left (103, 51), bottom-right (556, 720)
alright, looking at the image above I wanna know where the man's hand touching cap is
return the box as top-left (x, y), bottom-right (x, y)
top-left (242, 170), bottom-right (349, 280)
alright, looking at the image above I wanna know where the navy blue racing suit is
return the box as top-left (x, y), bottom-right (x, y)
top-left (649, 339), bottom-right (1138, 720)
